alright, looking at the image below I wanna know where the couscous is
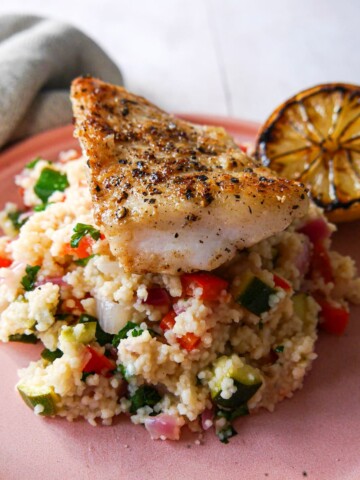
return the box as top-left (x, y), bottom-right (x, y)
top-left (0, 150), bottom-right (359, 442)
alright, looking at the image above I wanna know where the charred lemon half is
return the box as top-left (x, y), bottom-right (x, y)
top-left (255, 83), bottom-right (360, 222)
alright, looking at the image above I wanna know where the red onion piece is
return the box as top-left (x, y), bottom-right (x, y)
top-left (36, 276), bottom-right (67, 287)
top-left (96, 297), bottom-right (132, 334)
top-left (298, 218), bottom-right (331, 244)
top-left (144, 287), bottom-right (171, 306)
top-left (201, 408), bottom-right (214, 431)
top-left (144, 414), bottom-right (181, 440)
top-left (173, 302), bottom-right (186, 315)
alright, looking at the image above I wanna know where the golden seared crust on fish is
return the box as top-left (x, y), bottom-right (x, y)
top-left (71, 77), bottom-right (309, 274)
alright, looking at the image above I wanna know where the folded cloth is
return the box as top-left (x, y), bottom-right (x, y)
top-left (0, 14), bottom-right (123, 150)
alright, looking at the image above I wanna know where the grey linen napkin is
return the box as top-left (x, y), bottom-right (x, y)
top-left (0, 14), bottom-right (123, 149)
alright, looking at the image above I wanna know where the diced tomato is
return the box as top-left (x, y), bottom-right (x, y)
top-left (160, 311), bottom-right (200, 351)
top-left (144, 287), bottom-right (171, 306)
top-left (310, 242), bottom-right (334, 284)
top-left (18, 187), bottom-right (25, 199)
top-left (178, 332), bottom-right (201, 352)
top-left (160, 310), bottom-right (176, 331)
top-left (0, 257), bottom-right (12, 268)
top-left (83, 346), bottom-right (116, 374)
top-left (181, 273), bottom-right (228, 301)
top-left (238, 144), bottom-right (248, 153)
top-left (273, 274), bottom-right (291, 291)
top-left (63, 236), bottom-right (94, 259)
top-left (316, 298), bottom-right (349, 335)
top-left (100, 233), bottom-right (106, 240)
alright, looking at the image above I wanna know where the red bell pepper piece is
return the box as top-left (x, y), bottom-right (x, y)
top-left (160, 310), bottom-right (176, 331)
top-left (273, 274), bottom-right (291, 291)
top-left (63, 236), bottom-right (93, 259)
top-left (316, 298), bottom-right (349, 336)
top-left (160, 311), bottom-right (200, 351)
top-left (83, 346), bottom-right (116, 374)
top-left (178, 332), bottom-right (201, 352)
top-left (0, 257), bottom-right (12, 268)
top-left (144, 287), bottom-right (171, 306)
top-left (181, 273), bottom-right (228, 301)
top-left (238, 144), bottom-right (248, 153)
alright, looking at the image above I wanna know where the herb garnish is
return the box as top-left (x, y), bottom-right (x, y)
top-left (129, 385), bottom-right (161, 414)
top-left (216, 425), bottom-right (238, 444)
top-left (34, 203), bottom-right (54, 212)
top-left (34, 168), bottom-right (69, 203)
top-left (21, 265), bottom-right (40, 291)
top-left (217, 404), bottom-right (249, 422)
top-left (70, 223), bottom-right (100, 248)
top-left (75, 254), bottom-right (96, 266)
top-left (26, 157), bottom-right (41, 169)
top-left (116, 364), bottom-right (127, 378)
top-left (112, 321), bottom-right (141, 347)
top-left (8, 210), bottom-right (27, 230)
top-left (81, 372), bottom-right (92, 382)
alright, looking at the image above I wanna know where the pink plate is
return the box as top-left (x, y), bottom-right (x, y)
top-left (0, 117), bottom-right (359, 480)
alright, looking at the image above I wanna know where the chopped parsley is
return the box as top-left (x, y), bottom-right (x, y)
top-left (41, 348), bottom-right (63, 362)
top-left (75, 254), bottom-right (95, 266)
top-left (216, 425), bottom-right (238, 444)
top-left (129, 385), bottom-right (161, 414)
top-left (79, 313), bottom-right (114, 346)
top-left (111, 322), bottom-right (156, 347)
top-left (26, 157), bottom-right (41, 169)
top-left (116, 364), bottom-right (127, 378)
top-left (8, 210), bottom-right (27, 230)
top-left (81, 372), bottom-right (92, 382)
top-left (112, 321), bottom-right (140, 347)
top-left (70, 223), bottom-right (100, 248)
top-left (21, 265), bottom-right (40, 291)
top-left (34, 203), bottom-right (53, 212)
top-left (274, 345), bottom-right (284, 353)
top-left (131, 326), bottom-right (144, 337)
top-left (217, 404), bottom-right (249, 422)
top-left (34, 168), bottom-right (69, 203)
top-left (8, 333), bottom-right (38, 344)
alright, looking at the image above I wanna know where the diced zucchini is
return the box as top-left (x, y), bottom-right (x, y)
top-left (233, 272), bottom-right (276, 316)
top-left (41, 348), bottom-right (63, 362)
top-left (129, 385), bottom-right (162, 414)
top-left (209, 355), bottom-right (262, 410)
top-left (60, 322), bottom-right (96, 344)
top-left (17, 384), bottom-right (58, 415)
top-left (79, 313), bottom-right (114, 346)
top-left (8, 333), bottom-right (38, 344)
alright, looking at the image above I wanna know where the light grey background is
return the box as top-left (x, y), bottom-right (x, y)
top-left (1, 0), bottom-right (359, 122)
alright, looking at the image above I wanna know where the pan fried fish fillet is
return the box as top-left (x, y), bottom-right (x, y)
top-left (71, 77), bottom-right (309, 274)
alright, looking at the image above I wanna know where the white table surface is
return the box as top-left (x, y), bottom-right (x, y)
top-left (1, 0), bottom-right (359, 123)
